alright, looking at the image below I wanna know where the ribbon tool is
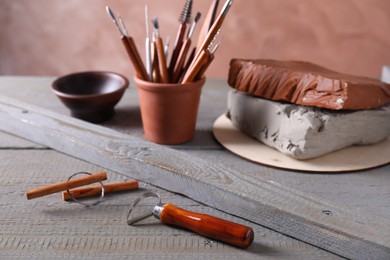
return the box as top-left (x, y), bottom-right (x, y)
top-left (127, 191), bottom-right (254, 249)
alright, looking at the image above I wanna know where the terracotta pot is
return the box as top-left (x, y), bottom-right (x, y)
top-left (134, 77), bottom-right (206, 144)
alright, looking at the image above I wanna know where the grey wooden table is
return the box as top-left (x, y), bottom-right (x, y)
top-left (0, 76), bottom-right (389, 259)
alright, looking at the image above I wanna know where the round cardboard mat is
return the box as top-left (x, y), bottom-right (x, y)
top-left (213, 114), bottom-right (390, 172)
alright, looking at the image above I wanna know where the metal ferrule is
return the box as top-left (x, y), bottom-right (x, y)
top-left (153, 203), bottom-right (165, 219)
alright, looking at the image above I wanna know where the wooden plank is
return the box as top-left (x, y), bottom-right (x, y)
top-left (0, 95), bottom-right (389, 259)
top-left (188, 150), bottom-right (390, 220)
top-left (0, 131), bottom-right (46, 149)
top-left (1, 76), bottom-right (388, 219)
top-left (0, 76), bottom-right (228, 149)
top-left (0, 150), bottom-right (339, 259)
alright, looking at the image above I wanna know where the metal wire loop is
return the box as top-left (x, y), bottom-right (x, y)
top-left (127, 191), bottom-right (161, 225)
top-left (66, 172), bottom-right (105, 207)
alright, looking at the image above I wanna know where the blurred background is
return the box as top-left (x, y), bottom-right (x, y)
top-left (1, 0), bottom-right (389, 79)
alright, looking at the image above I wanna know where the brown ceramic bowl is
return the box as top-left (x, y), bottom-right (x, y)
top-left (52, 71), bottom-right (129, 123)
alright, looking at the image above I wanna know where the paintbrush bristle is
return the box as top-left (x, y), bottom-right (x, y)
top-left (194, 12), bottom-right (201, 23)
top-left (106, 6), bottom-right (116, 21)
top-left (179, 0), bottom-right (192, 24)
top-left (151, 17), bottom-right (159, 30)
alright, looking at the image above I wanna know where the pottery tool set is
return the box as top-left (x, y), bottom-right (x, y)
top-left (26, 171), bottom-right (254, 248)
top-left (106, 0), bottom-right (233, 83)
top-left (26, 171), bottom-right (139, 206)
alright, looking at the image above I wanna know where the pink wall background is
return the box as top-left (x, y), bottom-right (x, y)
top-left (1, 0), bottom-right (390, 79)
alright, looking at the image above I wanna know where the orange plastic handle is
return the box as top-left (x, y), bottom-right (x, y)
top-left (159, 203), bottom-right (254, 248)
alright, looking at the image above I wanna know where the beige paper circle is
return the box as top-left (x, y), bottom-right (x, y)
top-left (213, 114), bottom-right (390, 172)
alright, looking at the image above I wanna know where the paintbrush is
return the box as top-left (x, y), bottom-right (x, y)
top-left (182, 33), bottom-right (222, 84)
top-left (168, 0), bottom-right (192, 77)
top-left (152, 18), bottom-right (170, 83)
top-left (164, 36), bottom-right (170, 58)
top-left (106, 6), bottom-right (149, 81)
top-left (144, 5), bottom-right (152, 79)
top-left (196, 0), bottom-right (219, 51)
top-left (172, 12), bottom-right (201, 83)
top-left (182, 0), bottom-right (233, 82)
top-left (195, 38), bottom-right (222, 80)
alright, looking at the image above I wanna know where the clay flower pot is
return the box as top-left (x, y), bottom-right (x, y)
top-left (134, 76), bottom-right (206, 144)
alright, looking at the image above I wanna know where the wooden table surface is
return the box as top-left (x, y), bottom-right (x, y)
top-left (0, 76), bottom-right (389, 259)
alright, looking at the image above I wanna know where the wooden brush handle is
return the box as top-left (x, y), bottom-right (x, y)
top-left (62, 180), bottom-right (138, 201)
top-left (196, 0), bottom-right (220, 50)
top-left (195, 53), bottom-right (214, 81)
top-left (121, 36), bottom-right (149, 81)
top-left (168, 23), bottom-right (187, 75)
top-left (155, 37), bottom-right (170, 83)
top-left (159, 203), bottom-right (254, 249)
top-left (26, 172), bottom-right (107, 200)
top-left (172, 38), bottom-right (192, 83)
top-left (181, 49), bottom-right (209, 84)
top-left (181, 47), bottom-right (196, 79)
top-left (151, 43), bottom-right (161, 83)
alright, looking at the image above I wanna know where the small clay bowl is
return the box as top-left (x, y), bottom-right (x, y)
top-left (52, 71), bottom-right (129, 123)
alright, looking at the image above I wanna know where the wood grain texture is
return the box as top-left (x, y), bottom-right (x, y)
top-left (0, 95), bottom-right (389, 259)
top-left (0, 76), bottom-right (389, 216)
top-left (0, 149), bottom-right (338, 259)
top-left (0, 76), bottom-right (227, 149)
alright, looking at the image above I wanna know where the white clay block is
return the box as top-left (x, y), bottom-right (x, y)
top-left (227, 90), bottom-right (390, 160)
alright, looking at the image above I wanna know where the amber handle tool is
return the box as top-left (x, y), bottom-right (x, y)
top-left (127, 192), bottom-right (254, 249)
top-left (195, 0), bottom-right (219, 51)
top-left (26, 172), bottom-right (107, 200)
top-left (62, 180), bottom-right (138, 201)
top-left (172, 38), bottom-right (192, 83)
top-left (168, 0), bottom-right (192, 77)
top-left (184, 0), bottom-right (232, 81)
top-left (106, 5), bottom-right (149, 81)
top-left (181, 49), bottom-right (210, 84)
top-left (152, 18), bottom-right (170, 83)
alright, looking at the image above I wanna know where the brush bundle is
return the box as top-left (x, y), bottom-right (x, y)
top-left (106, 0), bottom-right (233, 84)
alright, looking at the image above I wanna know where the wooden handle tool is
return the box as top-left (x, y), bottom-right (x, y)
top-left (122, 36), bottom-right (150, 81)
top-left (152, 18), bottom-right (170, 83)
top-left (195, 0), bottom-right (219, 51)
top-left (168, 0), bottom-right (192, 77)
top-left (106, 6), bottom-right (149, 81)
top-left (172, 38), bottom-right (192, 83)
top-left (156, 203), bottom-right (254, 249)
top-left (62, 180), bottom-right (138, 201)
top-left (26, 172), bottom-right (107, 200)
top-left (181, 49), bottom-right (210, 84)
top-left (127, 191), bottom-right (254, 249)
top-left (184, 0), bottom-right (232, 81)
top-left (155, 37), bottom-right (170, 83)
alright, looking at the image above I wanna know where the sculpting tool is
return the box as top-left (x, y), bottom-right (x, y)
top-left (196, 0), bottom-right (219, 51)
top-left (106, 6), bottom-right (149, 81)
top-left (127, 192), bottom-right (254, 249)
top-left (181, 29), bottom-right (221, 84)
top-left (183, 0), bottom-right (233, 82)
top-left (62, 180), bottom-right (138, 201)
top-left (168, 0), bottom-right (192, 77)
top-left (195, 38), bottom-right (222, 81)
top-left (152, 18), bottom-right (170, 83)
top-left (144, 5), bottom-right (152, 79)
top-left (26, 172), bottom-right (107, 200)
top-left (164, 36), bottom-right (170, 58)
top-left (172, 12), bottom-right (201, 83)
